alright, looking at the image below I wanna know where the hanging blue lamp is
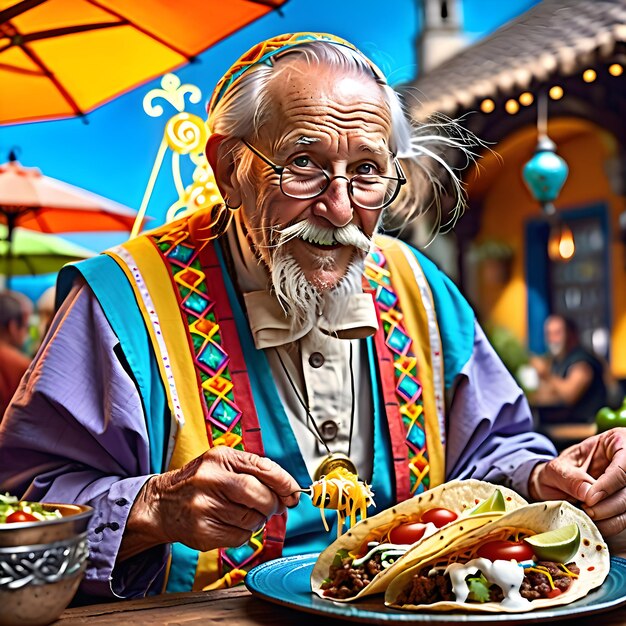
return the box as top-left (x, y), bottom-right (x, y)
top-left (522, 135), bottom-right (569, 215)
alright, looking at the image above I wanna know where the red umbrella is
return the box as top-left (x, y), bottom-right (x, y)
top-left (0, 151), bottom-right (138, 283)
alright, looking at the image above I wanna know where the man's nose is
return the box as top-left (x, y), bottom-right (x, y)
top-left (312, 176), bottom-right (353, 227)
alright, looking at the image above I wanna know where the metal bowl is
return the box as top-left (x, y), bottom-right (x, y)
top-left (0, 503), bottom-right (93, 626)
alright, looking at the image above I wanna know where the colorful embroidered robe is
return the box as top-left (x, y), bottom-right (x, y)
top-left (58, 211), bottom-right (475, 592)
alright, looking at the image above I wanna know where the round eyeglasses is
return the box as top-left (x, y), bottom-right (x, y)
top-left (242, 139), bottom-right (406, 210)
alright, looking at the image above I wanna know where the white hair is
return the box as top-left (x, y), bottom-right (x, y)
top-left (207, 40), bottom-right (481, 234)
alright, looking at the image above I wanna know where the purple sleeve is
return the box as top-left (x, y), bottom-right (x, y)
top-left (0, 282), bottom-right (169, 598)
top-left (445, 322), bottom-right (557, 498)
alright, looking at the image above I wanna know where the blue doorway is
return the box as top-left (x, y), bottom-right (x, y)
top-left (525, 203), bottom-right (611, 358)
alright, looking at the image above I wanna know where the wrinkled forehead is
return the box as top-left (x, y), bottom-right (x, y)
top-left (260, 60), bottom-right (392, 151)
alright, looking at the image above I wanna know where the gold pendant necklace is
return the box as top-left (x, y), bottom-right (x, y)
top-left (313, 452), bottom-right (357, 482)
top-left (274, 346), bottom-right (376, 535)
top-left (275, 344), bottom-right (358, 481)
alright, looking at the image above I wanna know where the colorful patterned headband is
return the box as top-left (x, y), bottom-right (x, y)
top-left (207, 32), bottom-right (386, 116)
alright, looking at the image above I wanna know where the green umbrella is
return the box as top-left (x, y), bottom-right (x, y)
top-left (0, 224), bottom-right (95, 277)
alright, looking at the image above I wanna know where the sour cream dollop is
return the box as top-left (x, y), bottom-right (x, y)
top-left (445, 557), bottom-right (531, 610)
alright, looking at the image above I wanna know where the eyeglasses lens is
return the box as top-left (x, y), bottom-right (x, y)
top-left (280, 162), bottom-right (399, 209)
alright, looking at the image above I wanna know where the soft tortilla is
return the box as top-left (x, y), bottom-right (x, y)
top-left (311, 479), bottom-right (527, 602)
top-left (384, 500), bottom-right (609, 613)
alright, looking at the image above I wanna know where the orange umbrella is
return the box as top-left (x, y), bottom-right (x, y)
top-left (0, 0), bottom-right (289, 124)
top-left (0, 152), bottom-right (139, 285)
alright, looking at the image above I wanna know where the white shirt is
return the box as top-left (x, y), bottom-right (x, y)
top-left (226, 213), bottom-right (375, 480)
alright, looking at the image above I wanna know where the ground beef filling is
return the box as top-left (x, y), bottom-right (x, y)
top-left (521, 561), bottom-right (580, 599)
top-left (395, 567), bottom-right (455, 605)
top-left (320, 553), bottom-right (384, 599)
top-left (396, 561), bottom-right (580, 606)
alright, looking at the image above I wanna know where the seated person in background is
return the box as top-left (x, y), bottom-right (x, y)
top-left (2, 33), bottom-right (626, 599)
top-left (530, 315), bottom-right (607, 423)
top-left (0, 291), bottom-right (32, 418)
top-left (35, 286), bottom-right (56, 347)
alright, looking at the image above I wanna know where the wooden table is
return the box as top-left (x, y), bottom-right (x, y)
top-left (53, 587), bottom-right (342, 625)
top-left (538, 422), bottom-right (598, 452)
top-left (52, 584), bottom-right (626, 625)
top-left (541, 423), bottom-right (598, 442)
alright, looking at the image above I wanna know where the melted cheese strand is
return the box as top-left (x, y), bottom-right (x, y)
top-left (526, 566), bottom-right (556, 590)
top-left (558, 563), bottom-right (579, 578)
top-left (309, 467), bottom-right (375, 537)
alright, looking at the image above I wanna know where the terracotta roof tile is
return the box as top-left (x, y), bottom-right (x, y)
top-left (409, 0), bottom-right (626, 119)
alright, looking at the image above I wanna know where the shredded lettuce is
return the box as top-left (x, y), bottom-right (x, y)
top-left (467, 574), bottom-right (491, 603)
top-left (331, 548), bottom-right (350, 568)
top-left (0, 492), bottom-right (62, 523)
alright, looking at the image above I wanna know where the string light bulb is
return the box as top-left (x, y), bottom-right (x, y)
top-left (519, 92), bottom-right (534, 106)
top-left (609, 63), bottom-right (623, 76)
top-left (505, 99), bottom-right (519, 114)
top-left (549, 86), bottom-right (564, 100)
top-left (480, 98), bottom-right (495, 113)
top-left (582, 69), bottom-right (597, 82)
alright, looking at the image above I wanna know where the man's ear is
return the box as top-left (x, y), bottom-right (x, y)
top-left (206, 133), bottom-right (242, 208)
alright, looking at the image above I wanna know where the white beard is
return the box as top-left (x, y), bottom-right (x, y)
top-left (250, 215), bottom-right (376, 335)
top-left (547, 341), bottom-right (565, 357)
top-left (271, 250), bottom-right (319, 331)
top-left (270, 247), bottom-right (368, 335)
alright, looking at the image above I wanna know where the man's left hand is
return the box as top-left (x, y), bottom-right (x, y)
top-left (529, 428), bottom-right (626, 537)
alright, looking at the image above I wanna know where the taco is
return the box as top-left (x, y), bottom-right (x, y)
top-left (311, 479), bottom-right (527, 602)
top-left (384, 500), bottom-right (609, 613)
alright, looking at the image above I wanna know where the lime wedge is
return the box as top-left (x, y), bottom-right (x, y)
top-left (468, 489), bottom-right (506, 515)
top-left (523, 524), bottom-right (581, 563)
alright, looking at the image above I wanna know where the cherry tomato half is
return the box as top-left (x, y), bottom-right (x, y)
top-left (389, 522), bottom-right (428, 544)
top-left (476, 540), bottom-right (535, 562)
top-left (420, 508), bottom-right (458, 528)
top-left (5, 510), bottom-right (38, 523)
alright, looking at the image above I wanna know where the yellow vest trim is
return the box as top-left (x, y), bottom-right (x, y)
top-left (374, 236), bottom-right (446, 488)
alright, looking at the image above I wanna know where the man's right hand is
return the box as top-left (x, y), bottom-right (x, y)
top-left (528, 428), bottom-right (626, 538)
top-left (120, 447), bottom-right (300, 560)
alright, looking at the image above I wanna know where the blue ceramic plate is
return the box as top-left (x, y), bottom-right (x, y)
top-left (246, 553), bottom-right (626, 624)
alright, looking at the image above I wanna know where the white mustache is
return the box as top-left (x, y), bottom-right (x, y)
top-left (274, 220), bottom-right (372, 252)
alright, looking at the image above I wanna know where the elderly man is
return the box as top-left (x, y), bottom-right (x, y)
top-left (1, 33), bottom-right (625, 599)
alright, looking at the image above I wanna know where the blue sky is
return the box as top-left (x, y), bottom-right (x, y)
top-left (1, 0), bottom-right (539, 299)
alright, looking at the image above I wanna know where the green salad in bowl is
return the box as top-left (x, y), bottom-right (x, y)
top-left (0, 493), bottom-right (93, 626)
top-left (0, 493), bottom-right (62, 523)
